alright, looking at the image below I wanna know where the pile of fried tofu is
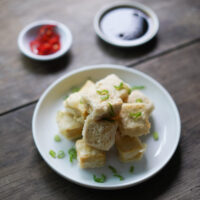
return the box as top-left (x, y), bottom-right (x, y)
top-left (56, 74), bottom-right (154, 168)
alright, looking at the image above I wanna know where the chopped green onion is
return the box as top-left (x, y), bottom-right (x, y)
top-left (108, 103), bottom-right (115, 117)
top-left (71, 87), bottom-right (80, 93)
top-left (153, 132), bottom-right (159, 141)
top-left (57, 150), bottom-right (65, 159)
top-left (131, 86), bottom-right (145, 90)
top-left (49, 150), bottom-right (56, 158)
top-left (68, 147), bottom-right (77, 162)
top-left (136, 98), bottom-right (143, 103)
top-left (101, 94), bottom-right (109, 101)
top-left (93, 174), bottom-right (106, 183)
top-left (108, 165), bottom-right (124, 181)
top-left (129, 112), bottom-right (142, 120)
top-left (54, 135), bottom-right (61, 142)
top-left (64, 94), bottom-right (69, 100)
top-left (114, 174), bottom-right (124, 181)
top-left (80, 99), bottom-right (84, 104)
top-left (128, 88), bottom-right (132, 94)
top-left (97, 90), bottom-right (109, 101)
top-left (114, 82), bottom-right (124, 90)
top-left (129, 166), bottom-right (134, 173)
top-left (108, 165), bottom-right (117, 174)
top-left (97, 89), bottom-right (109, 95)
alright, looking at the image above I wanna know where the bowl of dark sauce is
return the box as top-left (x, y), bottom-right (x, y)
top-left (94, 2), bottom-right (159, 47)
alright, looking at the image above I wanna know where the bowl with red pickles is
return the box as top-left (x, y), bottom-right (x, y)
top-left (18, 20), bottom-right (72, 61)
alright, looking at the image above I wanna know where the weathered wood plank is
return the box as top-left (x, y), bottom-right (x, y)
top-left (0, 42), bottom-right (200, 200)
top-left (0, 0), bottom-right (200, 113)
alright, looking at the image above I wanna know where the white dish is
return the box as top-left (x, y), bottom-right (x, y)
top-left (94, 2), bottom-right (159, 47)
top-left (18, 20), bottom-right (72, 61)
top-left (32, 64), bottom-right (180, 189)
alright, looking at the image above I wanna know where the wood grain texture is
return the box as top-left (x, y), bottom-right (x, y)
top-left (0, 0), bottom-right (200, 114)
top-left (1, 42), bottom-right (200, 200)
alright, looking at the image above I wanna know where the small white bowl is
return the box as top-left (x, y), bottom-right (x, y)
top-left (94, 2), bottom-right (159, 47)
top-left (18, 20), bottom-right (72, 61)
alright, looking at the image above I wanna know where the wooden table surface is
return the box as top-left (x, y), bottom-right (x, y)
top-left (0, 0), bottom-right (200, 199)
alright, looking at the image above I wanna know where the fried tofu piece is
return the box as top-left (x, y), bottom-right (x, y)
top-left (128, 90), bottom-right (154, 115)
top-left (115, 131), bottom-right (146, 162)
top-left (63, 80), bottom-right (95, 120)
top-left (81, 81), bottom-right (123, 120)
top-left (56, 111), bottom-right (83, 140)
top-left (96, 74), bottom-right (130, 101)
top-left (64, 107), bottom-right (84, 124)
top-left (119, 103), bottom-right (151, 137)
top-left (80, 80), bottom-right (95, 93)
top-left (64, 93), bottom-right (86, 122)
top-left (76, 139), bottom-right (106, 168)
top-left (83, 96), bottom-right (122, 120)
top-left (82, 115), bottom-right (118, 151)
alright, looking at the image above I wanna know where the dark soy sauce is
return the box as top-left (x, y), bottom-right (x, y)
top-left (100, 7), bottom-right (149, 41)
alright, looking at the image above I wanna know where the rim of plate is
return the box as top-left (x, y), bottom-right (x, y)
top-left (32, 64), bottom-right (181, 189)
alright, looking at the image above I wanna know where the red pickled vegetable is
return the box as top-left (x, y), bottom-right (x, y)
top-left (30, 25), bottom-right (61, 55)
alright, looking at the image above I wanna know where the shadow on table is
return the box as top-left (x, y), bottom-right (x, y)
top-left (96, 36), bottom-right (158, 62)
top-left (20, 51), bottom-right (72, 74)
top-left (38, 145), bottom-right (181, 200)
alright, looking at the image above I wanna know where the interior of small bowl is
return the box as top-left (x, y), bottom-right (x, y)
top-left (22, 23), bottom-right (68, 57)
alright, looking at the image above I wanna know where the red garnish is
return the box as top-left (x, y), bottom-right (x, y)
top-left (30, 25), bottom-right (61, 55)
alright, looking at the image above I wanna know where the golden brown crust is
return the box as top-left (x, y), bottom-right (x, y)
top-left (76, 139), bottom-right (106, 168)
top-left (128, 90), bottom-right (154, 115)
top-left (115, 131), bottom-right (146, 163)
top-left (119, 103), bottom-right (151, 137)
top-left (63, 80), bottom-right (95, 120)
top-left (56, 111), bottom-right (83, 140)
top-left (56, 76), bottom-right (153, 168)
top-left (96, 74), bottom-right (130, 101)
top-left (82, 115), bottom-right (118, 151)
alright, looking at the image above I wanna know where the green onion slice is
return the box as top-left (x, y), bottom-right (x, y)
top-left (114, 82), bottom-right (124, 90)
top-left (97, 90), bottom-right (110, 101)
top-left (68, 147), bottom-right (77, 162)
top-left (54, 135), bottom-right (61, 142)
top-left (57, 150), bottom-right (65, 159)
top-left (114, 174), bottom-right (124, 181)
top-left (153, 132), bottom-right (159, 141)
top-left (97, 89), bottom-right (109, 95)
top-left (93, 174), bottom-right (106, 183)
top-left (129, 166), bottom-right (134, 173)
top-left (108, 165), bottom-right (117, 174)
top-left (129, 112), bottom-right (142, 120)
top-left (131, 86), bottom-right (145, 90)
top-left (101, 94), bottom-right (109, 101)
top-left (49, 150), bottom-right (56, 158)
top-left (64, 94), bottom-right (69, 100)
top-left (108, 165), bottom-right (124, 181)
top-left (108, 103), bottom-right (115, 117)
top-left (71, 87), bottom-right (80, 93)
top-left (136, 98), bottom-right (143, 103)
top-left (80, 99), bottom-right (84, 104)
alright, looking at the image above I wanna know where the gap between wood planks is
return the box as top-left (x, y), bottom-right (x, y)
top-left (127, 37), bottom-right (200, 68)
top-left (0, 37), bottom-right (200, 117)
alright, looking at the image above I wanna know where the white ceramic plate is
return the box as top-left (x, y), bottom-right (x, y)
top-left (32, 65), bottom-right (181, 189)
